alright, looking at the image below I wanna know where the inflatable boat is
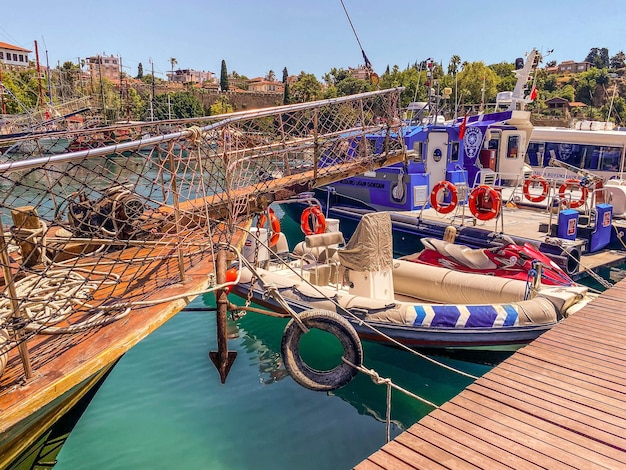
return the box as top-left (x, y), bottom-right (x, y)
top-left (231, 212), bottom-right (593, 352)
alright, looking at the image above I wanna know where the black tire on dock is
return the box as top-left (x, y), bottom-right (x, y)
top-left (281, 309), bottom-right (363, 391)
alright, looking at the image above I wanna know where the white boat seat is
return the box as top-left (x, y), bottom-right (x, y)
top-left (292, 231), bottom-right (344, 263)
top-left (305, 232), bottom-right (345, 248)
top-left (422, 237), bottom-right (497, 270)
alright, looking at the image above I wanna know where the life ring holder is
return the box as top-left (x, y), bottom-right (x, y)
top-left (468, 185), bottom-right (502, 221)
top-left (523, 175), bottom-right (550, 203)
top-left (281, 309), bottom-right (363, 391)
top-left (258, 208), bottom-right (281, 247)
top-left (429, 181), bottom-right (458, 214)
top-left (558, 179), bottom-right (589, 209)
top-left (300, 206), bottom-right (327, 235)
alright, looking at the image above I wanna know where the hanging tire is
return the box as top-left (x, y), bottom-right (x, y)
top-left (281, 309), bottom-right (363, 391)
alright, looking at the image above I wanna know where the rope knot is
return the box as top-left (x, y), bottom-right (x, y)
top-left (187, 126), bottom-right (203, 145)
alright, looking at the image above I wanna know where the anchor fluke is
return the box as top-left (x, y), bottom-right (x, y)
top-left (210, 248), bottom-right (238, 383)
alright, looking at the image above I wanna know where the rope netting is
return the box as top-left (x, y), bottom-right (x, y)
top-left (0, 88), bottom-right (404, 375)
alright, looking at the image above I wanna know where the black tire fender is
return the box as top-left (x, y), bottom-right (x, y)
top-left (281, 309), bottom-right (363, 391)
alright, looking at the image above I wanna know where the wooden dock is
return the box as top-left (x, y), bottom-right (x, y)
top-left (355, 277), bottom-right (626, 469)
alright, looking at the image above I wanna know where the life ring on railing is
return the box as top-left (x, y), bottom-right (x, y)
top-left (523, 175), bottom-right (549, 203)
top-left (429, 181), bottom-right (458, 214)
top-left (558, 179), bottom-right (589, 209)
top-left (300, 206), bottom-right (327, 235)
top-left (468, 185), bottom-right (502, 221)
top-left (281, 309), bottom-right (363, 391)
top-left (258, 208), bottom-right (281, 247)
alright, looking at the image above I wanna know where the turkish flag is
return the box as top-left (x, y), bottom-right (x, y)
top-left (459, 114), bottom-right (468, 139)
top-left (530, 86), bottom-right (537, 101)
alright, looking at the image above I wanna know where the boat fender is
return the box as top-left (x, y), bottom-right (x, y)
top-left (429, 181), bottom-right (458, 214)
top-left (258, 208), bottom-right (281, 247)
top-left (281, 309), bottom-right (363, 391)
top-left (300, 206), bottom-right (327, 236)
top-left (523, 175), bottom-right (549, 203)
top-left (558, 179), bottom-right (588, 209)
top-left (468, 185), bottom-right (501, 221)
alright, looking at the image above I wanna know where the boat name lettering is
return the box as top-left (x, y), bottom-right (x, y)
top-left (341, 179), bottom-right (385, 189)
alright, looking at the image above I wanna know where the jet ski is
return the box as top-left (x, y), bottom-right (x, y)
top-left (403, 237), bottom-right (575, 286)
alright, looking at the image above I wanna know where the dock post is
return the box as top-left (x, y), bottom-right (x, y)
top-left (209, 248), bottom-right (237, 383)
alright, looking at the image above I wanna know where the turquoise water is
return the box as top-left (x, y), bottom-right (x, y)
top-left (43, 205), bottom-right (621, 469)
top-left (54, 295), bottom-right (491, 470)
top-left (52, 208), bottom-right (495, 469)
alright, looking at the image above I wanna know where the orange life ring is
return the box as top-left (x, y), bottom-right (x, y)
top-left (523, 175), bottom-right (549, 203)
top-left (300, 206), bottom-right (327, 235)
top-left (258, 208), bottom-right (281, 247)
top-left (558, 179), bottom-right (588, 209)
top-left (429, 181), bottom-right (458, 214)
top-left (468, 185), bottom-right (501, 221)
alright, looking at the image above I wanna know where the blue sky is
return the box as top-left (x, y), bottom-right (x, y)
top-left (2, 0), bottom-right (624, 81)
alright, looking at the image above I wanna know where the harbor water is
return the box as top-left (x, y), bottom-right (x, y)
top-left (48, 208), bottom-right (549, 469)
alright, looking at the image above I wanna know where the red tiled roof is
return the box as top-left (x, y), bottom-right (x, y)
top-left (0, 41), bottom-right (31, 53)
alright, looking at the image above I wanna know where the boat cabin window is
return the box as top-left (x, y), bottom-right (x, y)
top-left (450, 141), bottom-right (460, 162)
top-left (527, 141), bottom-right (622, 171)
top-left (411, 141), bottom-right (423, 163)
top-left (507, 135), bottom-right (520, 159)
top-left (485, 132), bottom-right (500, 151)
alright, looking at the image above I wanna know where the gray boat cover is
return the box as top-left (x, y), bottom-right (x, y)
top-left (338, 212), bottom-right (393, 272)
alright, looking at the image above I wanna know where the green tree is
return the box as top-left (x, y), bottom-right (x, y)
top-left (151, 91), bottom-right (203, 119)
top-left (335, 76), bottom-right (372, 96)
top-left (220, 60), bottom-right (229, 92)
top-left (169, 57), bottom-right (177, 82)
top-left (456, 61), bottom-right (497, 106)
top-left (574, 68), bottom-right (611, 104)
top-left (282, 67), bottom-right (288, 83)
top-left (137, 63), bottom-right (144, 79)
top-left (448, 55), bottom-right (461, 76)
top-left (210, 95), bottom-right (234, 115)
top-left (489, 61), bottom-right (516, 93)
top-left (559, 84), bottom-right (576, 102)
top-left (289, 72), bottom-right (322, 102)
top-left (584, 47), bottom-right (609, 69)
top-left (610, 51), bottom-right (626, 70)
top-left (323, 68), bottom-right (351, 86)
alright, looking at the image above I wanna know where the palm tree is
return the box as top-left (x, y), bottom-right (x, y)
top-left (169, 57), bottom-right (178, 82)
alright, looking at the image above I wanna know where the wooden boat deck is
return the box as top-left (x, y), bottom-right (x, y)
top-left (355, 276), bottom-right (626, 469)
top-left (0, 223), bottom-right (247, 467)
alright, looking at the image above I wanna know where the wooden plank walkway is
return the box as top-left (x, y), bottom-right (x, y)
top-left (355, 277), bottom-right (626, 469)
